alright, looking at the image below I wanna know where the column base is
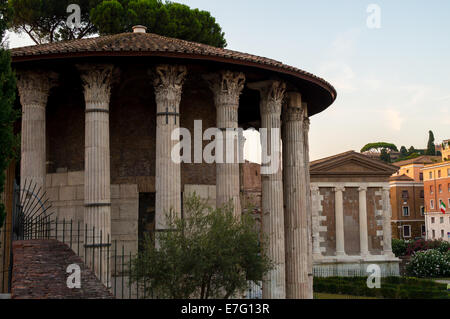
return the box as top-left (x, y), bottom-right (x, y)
top-left (383, 251), bottom-right (396, 259)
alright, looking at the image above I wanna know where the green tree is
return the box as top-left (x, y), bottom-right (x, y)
top-left (360, 142), bottom-right (398, 153)
top-left (9, 0), bottom-right (100, 44)
top-left (0, 0), bottom-right (18, 227)
top-left (10, 0), bottom-right (227, 48)
top-left (400, 146), bottom-right (408, 157)
top-left (90, 0), bottom-right (227, 47)
top-left (380, 148), bottom-right (391, 163)
top-left (130, 194), bottom-right (271, 299)
top-left (425, 130), bottom-right (436, 155)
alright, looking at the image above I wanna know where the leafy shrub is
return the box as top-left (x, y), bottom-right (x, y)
top-left (406, 249), bottom-right (450, 278)
top-left (392, 238), bottom-right (409, 257)
top-left (435, 241), bottom-right (450, 254)
top-left (313, 276), bottom-right (449, 299)
top-left (405, 239), bottom-right (450, 256)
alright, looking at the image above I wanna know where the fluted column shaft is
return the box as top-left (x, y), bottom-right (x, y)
top-left (334, 186), bottom-right (346, 257)
top-left (206, 71), bottom-right (245, 217)
top-left (358, 186), bottom-right (369, 256)
top-left (302, 105), bottom-right (313, 296)
top-left (79, 64), bottom-right (113, 286)
top-left (283, 92), bottom-right (311, 299)
top-left (252, 81), bottom-right (286, 299)
top-left (154, 65), bottom-right (187, 231)
top-left (17, 71), bottom-right (56, 191)
top-left (382, 187), bottom-right (393, 255)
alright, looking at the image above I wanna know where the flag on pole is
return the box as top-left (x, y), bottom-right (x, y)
top-left (440, 201), bottom-right (447, 214)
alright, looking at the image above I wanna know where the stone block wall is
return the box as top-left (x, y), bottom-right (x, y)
top-left (370, 188), bottom-right (384, 253)
top-left (319, 187), bottom-right (336, 256)
top-left (45, 171), bottom-right (138, 262)
top-left (343, 187), bottom-right (360, 255)
top-left (184, 184), bottom-right (216, 208)
top-left (314, 186), bottom-right (385, 257)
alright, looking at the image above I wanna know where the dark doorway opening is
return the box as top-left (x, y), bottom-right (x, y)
top-left (138, 193), bottom-right (155, 250)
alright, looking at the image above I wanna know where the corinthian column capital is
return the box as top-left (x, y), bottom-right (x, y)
top-left (358, 186), bottom-right (368, 192)
top-left (249, 80), bottom-right (286, 116)
top-left (78, 64), bottom-right (115, 109)
top-left (205, 70), bottom-right (245, 109)
top-left (153, 64), bottom-right (187, 106)
top-left (302, 102), bottom-right (310, 131)
top-left (16, 70), bottom-right (58, 106)
top-left (284, 92), bottom-right (306, 122)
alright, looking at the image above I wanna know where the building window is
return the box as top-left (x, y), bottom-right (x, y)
top-left (441, 230), bottom-right (445, 238)
top-left (431, 217), bottom-right (435, 224)
top-left (432, 229), bottom-right (436, 239)
top-left (403, 225), bottom-right (411, 238)
top-left (438, 170), bottom-right (441, 178)
top-left (447, 168), bottom-right (450, 177)
top-left (430, 199), bottom-right (434, 209)
top-left (419, 173), bottom-right (423, 181)
top-left (448, 183), bottom-right (450, 192)
top-left (421, 225), bottom-right (426, 237)
top-left (420, 206), bottom-right (425, 216)
top-left (420, 190), bottom-right (424, 198)
top-left (402, 190), bottom-right (409, 199)
top-left (430, 185), bottom-right (434, 194)
top-left (439, 184), bottom-right (442, 193)
top-left (402, 206), bottom-right (410, 216)
top-left (406, 169), bottom-right (409, 174)
top-left (429, 172), bottom-right (433, 179)
top-left (440, 217), bottom-right (444, 224)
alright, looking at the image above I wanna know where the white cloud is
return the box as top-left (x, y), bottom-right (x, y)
top-left (330, 29), bottom-right (361, 57)
top-left (440, 107), bottom-right (450, 125)
top-left (318, 62), bottom-right (356, 93)
top-left (383, 109), bottom-right (405, 131)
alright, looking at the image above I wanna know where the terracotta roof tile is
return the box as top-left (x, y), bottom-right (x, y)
top-left (11, 32), bottom-right (335, 99)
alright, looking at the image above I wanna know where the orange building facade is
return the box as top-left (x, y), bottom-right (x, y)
top-left (422, 160), bottom-right (450, 242)
top-left (442, 139), bottom-right (450, 161)
top-left (389, 174), bottom-right (425, 240)
top-left (388, 157), bottom-right (440, 240)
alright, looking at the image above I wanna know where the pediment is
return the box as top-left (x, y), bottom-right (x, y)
top-left (310, 151), bottom-right (398, 176)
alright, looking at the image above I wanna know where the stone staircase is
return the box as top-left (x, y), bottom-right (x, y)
top-left (11, 240), bottom-right (113, 299)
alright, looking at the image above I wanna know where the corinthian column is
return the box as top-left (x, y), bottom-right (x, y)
top-left (206, 71), bottom-right (245, 217)
top-left (382, 186), bottom-right (394, 257)
top-left (358, 186), bottom-right (370, 257)
top-left (334, 186), bottom-right (346, 257)
top-left (282, 92), bottom-right (311, 299)
top-left (249, 80), bottom-right (286, 299)
top-left (78, 64), bottom-right (114, 286)
top-left (153, 65), bottom-right (187, 232)
top-left (302, 103), bottom-right (313, 295)
top-left (16, 71), bottom-right (57, 191)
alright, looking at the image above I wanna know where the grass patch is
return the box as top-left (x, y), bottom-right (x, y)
top-left (314, 276), bottom-right (449, 299)
top-left (314, 293), bottom-right (379, 299)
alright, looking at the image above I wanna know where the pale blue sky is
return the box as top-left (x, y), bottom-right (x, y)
top-left (7, 1), bottom-right (450, 161)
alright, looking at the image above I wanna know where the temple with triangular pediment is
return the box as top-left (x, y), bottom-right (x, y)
top-left (310, 151), bottom-right (401, 276)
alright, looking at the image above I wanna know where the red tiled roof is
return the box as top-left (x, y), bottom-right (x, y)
top-left (11, 32), bottom-right (336, 103)
top-left (389, 174), bottom-right (414, 182)
top-left (392, 155), bottom-right (442, 167)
